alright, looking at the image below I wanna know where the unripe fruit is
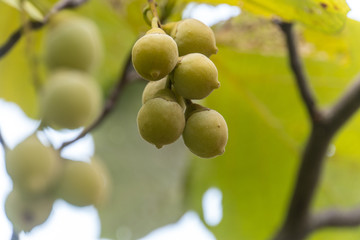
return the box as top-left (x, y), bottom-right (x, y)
top-left (164, 19), bottom-right (218, 57)
top-left (172, 53), bottom-right (220, 99)
top-left (183, 104), bottom-right (228, 158)
top-left (56, 159), bottom-right (108, 207)
top-left (6, 135), bottom-right (60, 194)
top-left (137, 89), bottom-right (185, 148)
top-left (132, 28), bottom-right (179, 81)
top-left (142, 77), bottom-right (185, 108)
top-left (40, 70), bottom-right (102, 129)
top-left (44, 15), bottom-right (103, 72)
top-left (5, 188), bottom-right (54, 232)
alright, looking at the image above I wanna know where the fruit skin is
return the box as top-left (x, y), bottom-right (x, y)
top-left (40, 70), bottom-right (102, 129)
top-left (172, 53), bottom-right (220, 99)
top-left (44, 15), bottom-right (102, 72)
top-left (44, 15), bottom-right (103, 73)
top-left (5, 188), bottom-right (54, 232)
top-left (165, 18), bottom-right (218, 57)
top-left (137, 89), bottom-right (185, 148)
top-left (132, 28), bottom-right (179, 81)
top-left (5, 135), bottom-right (60, 194)
top-left (183, 104), bottom-right (228, 158)
top-left (142, 76), bottom-right (185, 108)
top-left (56, 159), bottom-right (108, 207)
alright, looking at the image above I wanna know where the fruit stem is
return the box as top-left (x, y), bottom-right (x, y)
top-left (151, 17), bottom-right (160, 29)
top-left (184, 98), bottom-right (193, 107)
top-left (148, 0), bottom-right (161, 27)
top-left (165, 75), bottom-right (172, 89)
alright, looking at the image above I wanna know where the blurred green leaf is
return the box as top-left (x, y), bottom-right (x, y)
top-left (187, 0), bottom-right (349, 33)
top-left (93, 81), bottom-right (190, 239)
top-left (1, 0), bottom-right (44, 20)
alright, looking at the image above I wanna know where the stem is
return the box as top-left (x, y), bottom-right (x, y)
top-left (278, 22), bottom-right (321, 123)
top-left (11, 229), bottom-right (19, 240)
top-left (148, 0), bottom-right (161, 27)
top-left (0, 128), bottom-right (8, 150)
top-left (59, 53), bottom-right (134, 151)
top-left (309, 208), bottom-right (360, 231)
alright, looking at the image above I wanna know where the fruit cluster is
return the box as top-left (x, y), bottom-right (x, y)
top-left (5, 135), bottom-right (108, 233)
top-left (41, 13), bottom-right (103, 130)
top-left (4, 14), bottom-right (108, 233)
top-left (133, 18), bottom-right (228, 158)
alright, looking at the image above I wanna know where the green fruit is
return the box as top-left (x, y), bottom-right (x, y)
top-left (40, 70), bottom-right (102, 129)
top-left (6, 135), bottom-right (60, 194)
top-left (132, 28), bottom-right (179, 81)
top-left (172, 53), bottom-right (220, 99)
top-left (164, 19), bottom-right (218, 57)
top-left (56, 159), bottom-right (108, 207)
top-left (137, 89), bottom-right (185, 148)
top-left (183, 104), bottom-right (228, 158)
top-left (142, 76), bottom-right (185, 108)
top-left (5, 188), bottom-right (54, 232)
top-left (44, 14), bottom-right (103, 72)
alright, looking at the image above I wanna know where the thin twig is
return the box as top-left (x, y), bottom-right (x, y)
top-left (309, 208), bottom-right (360, 231)
top-left (59, 54), bottom-right (134, 151)
top-left (0, 0), bottom-right (88, 59)
top-left (11, 228), bottom-right (19, 240)
top-left (278, 22), bottom-right (321, 123)
top-left (0, 128), bottom-right (8, 150)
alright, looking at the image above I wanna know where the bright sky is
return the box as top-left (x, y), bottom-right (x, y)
top-left (1, 1), bottom-right (360, 240)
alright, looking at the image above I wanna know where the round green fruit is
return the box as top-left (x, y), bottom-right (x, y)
top-left (183, 104), bottom-right (228, 158)
top-left (5, 135), bottom-right (60, 194)
top-left (132, 28), bottom-right (179, 81)
top-left (56, 159), bottom-right (108, 207)
top-left (164, 18), bottom-right (218, 57)
top-left (5, 188), bottom-right (54, 232)
top-left (172, 53), bottom-right (219, 99)
top-left (142, 77), bottom-right (185, 108)
top-left (137, 89), bottom-right (185, 148)
top-left (40, 70), bottom-right (102, 129)
top-left (44, 15), bottom-right (103, 72)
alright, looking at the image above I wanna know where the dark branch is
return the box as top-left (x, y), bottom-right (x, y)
top-left (310, 208), bottom-right (360, 231)
top-left (0, 128), bottom-right (8, 150)
top-left (11, 228), bottom-right (19, 240)
top-left (278, 22), bottom-right (321, 123)
top-left (59, 54), bottom-right (134, 151)
top-left (326, 74), bottom-right (360, 134)
top-left (0, 0), bottom-right (88, 59)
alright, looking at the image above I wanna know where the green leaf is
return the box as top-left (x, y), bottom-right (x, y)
top-left (189, 0), bottom-right (350, 33)
top-left (1, 0), bottom-right (44, 21)
top-left (93, 81), bottom-right (190, 239)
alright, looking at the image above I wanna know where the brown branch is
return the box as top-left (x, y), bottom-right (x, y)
top-left (278, 22), bottom-right (321, 123)
top-left (273, 22), bottom-right (360, 240)
top-left (326, 74), bottom-right (360, 134)
top-left (0, 0), bottom-right (88, 59)
top-left (0, 128), bottom-right (8, 150)
top-left (59, 54), bottom-right (134, 151)
top-left (309, 208), bottom-right (360, 231)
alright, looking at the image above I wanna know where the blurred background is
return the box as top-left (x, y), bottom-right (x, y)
top-left (1, 0), bottom-right (360, 239)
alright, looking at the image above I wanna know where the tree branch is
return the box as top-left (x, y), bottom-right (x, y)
top-left (0, 0), bottom-right (88, 59)
top-left (59, 54), bottom-right (135, 151)
top-left (0, 128), bottom-right (8, 150)
top-left (326, 74), bottom-right (360, 134)
top-left (273, 22), bottom-right (360, 240)
top-left (309, 208), bottom-right (360, 231)
top-left (278, 22), bottom-right (321, 123)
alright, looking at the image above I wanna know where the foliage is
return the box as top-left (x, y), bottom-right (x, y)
top-left (2, 0), bottom-right (360, 239)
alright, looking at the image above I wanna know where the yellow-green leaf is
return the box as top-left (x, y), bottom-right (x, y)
top-left (1, 0), bottom-right (44, 21)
